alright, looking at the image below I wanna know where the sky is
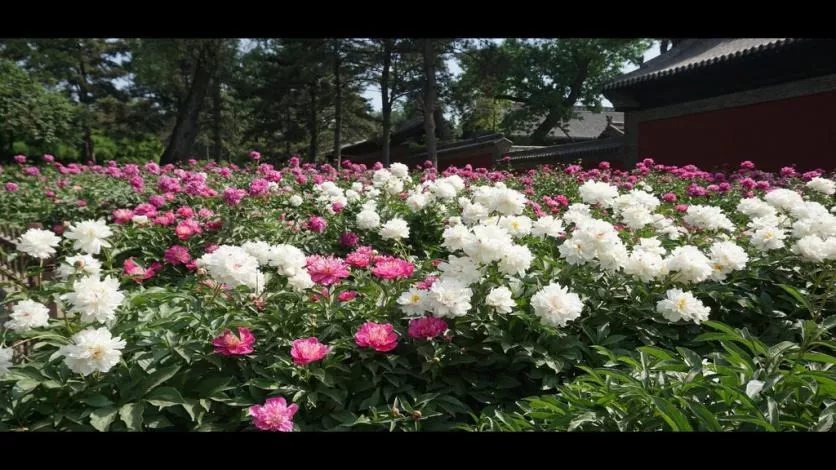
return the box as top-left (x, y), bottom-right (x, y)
top-left (361, 40), bottom-right (661, 112)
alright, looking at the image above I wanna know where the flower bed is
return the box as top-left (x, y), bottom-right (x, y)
top-left (0, 154), bottom-right (834, 432)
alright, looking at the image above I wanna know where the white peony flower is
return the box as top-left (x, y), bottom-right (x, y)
top-left (491, 187), bottom-right (527, 215)
top-left (578, 180), bottom-right (619, 207)
top-left (356, 209), bottom-right (381, 230)
top-left (58, 327), bottom-right (126, 376)
top-left (486, 286), bottom-right (515, 314)
top-left (196, 245), bottom-right (262, 290)
top-left (242, 240), bottom-right (274, 266)
top-left (63, 219), bottom-right (113, 255)
top-left (683, 205), bottom-right (734, 232)
top-left (463, 224), bottom-right (514, 264)
top-left (397, 288), bottom-right (429, 317)
top-left (390, 162), bottom-right (410, 178)
top-left (406, 192), bottom-right (430, 212)
top-left (131, 215), bottom-right (150, 225)
top-left (437, 255), bottom-right (482, 285)
top-left (442, 224), bottom-right (476, 252)
top-left (498, 244), bottom-right (533, 276)
top-left (61, 275), bottom-right (125, 324)
top-left (806, 177), bottom-right (836, 195)
top-left (0, 347), bottom-right (12, 376)
top-left (792, 235), bottom-right (836, 262)
top-left (707, 241), bottom-right (749, 281)
top-left (620, 205), bottom-right (654, 230)
top-left (288, 195), bottom-right (304, 207)
top-left (531, 215), bottom-right (564, 238)
top-left (267, 244), bottom-right (308, 277)
top-left (287, 271), bottom-right (315, 291)
top-left (750, 226), bottom-right (786, 251)
top-left (530, 282), bottom-right (584, 328)
top-left (499, 215), bottom-right (533, 238)
top-left (736, 198), bottom-right (777, 219)
top-left (764, 188), bottom-right (804, 212)
top-left (624, 250), bottom-right (667, 283)
top-left (56, 254), bottom-right (102, 279)
top-left (384, 178), bottom-right (404, 196)
top-left (665, 246), bottom-right (713, 284)
top-left (656, 288), bottom-right (711, 324)
top-left (4, 300), bottom-right (50, 332)
top-left (379, 218), bottom-right (410, 240)
top-left (427, 277), bottom-right (473, 318)
top-left (16, 228), bottom-right (60, 259)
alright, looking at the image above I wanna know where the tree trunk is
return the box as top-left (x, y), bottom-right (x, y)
top-left (160, 41), bottom-right (219, 164)
top-left (380, 39), bottom-right (393, 167)
top-left (530, 110), bottom-right (562, 145)
top-left (76, 43), bottom-right (95, 163)
top-left (332, 40), bottom-right (342, 168)
top-left (212, 76), bottom-right (223, 161)
top-left (307, 81), bottom-right (318, 163)
top-left (422, 39), bottom-right (438, 168)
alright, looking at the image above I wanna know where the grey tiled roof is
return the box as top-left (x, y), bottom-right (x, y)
top-left (604, 38), bottom-right (805, 90)
top-left (508, 105), bottom-right (623, 140)
top-left (506, 136), bottom-right (625, 162)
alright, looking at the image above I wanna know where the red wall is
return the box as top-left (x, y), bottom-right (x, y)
top-left (638, 90), bottom-right (836, 171)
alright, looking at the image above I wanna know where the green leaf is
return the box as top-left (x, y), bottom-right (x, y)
top-left (79, 394), bottom-right (115, 408)
top-left (637, 346), bottom-right (673, 361)
top-left (684, 401), bottom-right (723, 432)
top-left (651, 397), bottom-right (693, 432)
top-left (119, 403), bottom-right (145, 431)
top-left (776, 284), bottom-right (813, 312)
top-left (146, 386), bottom-right (185, 407)
top-left (134, 364), bottom-right (182, 399)
top-left (89, 407), bottom-right (119, 432)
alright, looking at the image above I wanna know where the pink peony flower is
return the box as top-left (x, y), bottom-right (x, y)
top-left (76, 200), bottom-right (87, 207)
top-left (112, 209), bottom-right (134, 224)
top-left (176, 206), bottom-right (194, 219)
top-left (164, 245), bottom-right (192, 265)
top-left (675, 204), bottom-right (689, 213)
top-left (154, 211), bottom-right (176, 226)
top-left (211, 327), bottom-right (255, 356)
top-left (249, 397), bottom-right (298, 432)
top-left (662, 192), bottom-right (677, 202)
top-left (346, 246), bottom-right (375, 268)
top-left (175, 218), bottom-right (202, 240)
top-left (250, 151), bottom-right (262, 161)
top-left (306, 216), bottom-right (327, 233)
top-left (339, 231), bottom-right (359, 248)
top-left (371, 256), bottom-right (415, 280)
top-left (198, 208), bottom-right (214, 218)
top-left (13, 155), bottom-right (26, 164)
top-left (408, 316), bottom-right (448, 340)
top-left (740, 160), bottom-right (755, 170)
top-left (354, 321), bottom-right (399, 352)
top-left (147, 195), bottom-right (166, 209)
top-left (415, 275), bottom-right (438, 290)
top-left (223, 187), bottom-right (247, 206)
top-left (43, 154), bottom-right (55, 163)
top-left (5, 182), bottom-right (18, 192)
top-left (338, 291), bottom-right (357, 302)
top-left (123, 258), bottom-right (163, 283)
top-left (306, 255), bottom-right (350, 286)
top-left (290, 337), bottom-right (331, 366)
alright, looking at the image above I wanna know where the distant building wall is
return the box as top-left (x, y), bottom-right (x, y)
top-left (637, 89), bottom-right (836, 171)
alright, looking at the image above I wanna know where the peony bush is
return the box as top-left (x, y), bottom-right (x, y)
top-left (0, 154), bottom-right (834, 432)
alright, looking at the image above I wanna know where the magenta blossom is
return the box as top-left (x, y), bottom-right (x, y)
top-left (371, 256), bottom-right (415, 280)
top-left (346, 246), bottom-right (375, 268)
top-left (13, 155), bottom-right (26, 164)
top-left (223, 187), bottom-right (247, 206)
top-left (415, 275), bottom-right (438, 290)
top-left (249, 151), bottom-right (261, 161)
top-left (164, 245), bottom-right (192, 265)
top-left (249, 397), bottom-right (298, 432)
top-left (339, 231), bottom-right (359, 248)
top-left (338, 291), bottom-right (357, 302)
top-left (662, 192), bottom-right (677, 202)
top-left (306, 255), bottom-right (350, 286)
top-left (354, 321), bottom-right (399, 352)
top-left (408, 316), bottom-right (448, 340)
top-left (112, 209), bottom-right (134, 224)
top-left (5, 182), bottom-right (18, 192)
top-left (43, 154), bottom-right (55, 163)
top-left (290, 337), bottom-right (331, 366)
top-left (306, 216), bottom-right (327, 233)
top-left (175, 218), bottom-right (202, 240)
top-left (212, 327), bottom-right (255, 356)
top-left (123, 258), bottom-right (163, 283)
